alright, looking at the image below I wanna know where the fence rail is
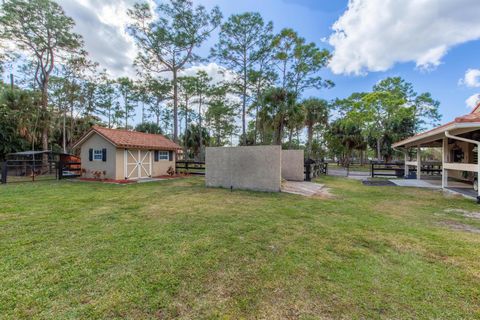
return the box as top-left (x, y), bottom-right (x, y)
top-left (1, 160), bottom-right (59, 184)
top-left (1, 160), bottom-right (82, 184)
top-left (304, 161), bottom-right (328, 181)
top-left (370, 162), bottom-right (442, 178)
top-left (176, 161), bottom-right (205, 176)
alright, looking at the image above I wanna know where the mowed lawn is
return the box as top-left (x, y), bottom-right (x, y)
top-left (1, 177), bottom-right (480, 319)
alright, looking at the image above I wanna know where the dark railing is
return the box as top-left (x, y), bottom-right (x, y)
top-left (370, 161), bottom-right (442, 178)
top-left (1, 160), bottom-right (59, 184)
top-left (304, 161), bottom-right (328, 181)
top-left (176, 161), bottom-right (205, 176)
top-left (370, 162), bottom-right (405, 178)
top-left (0, 160), bottom-right (83, 184)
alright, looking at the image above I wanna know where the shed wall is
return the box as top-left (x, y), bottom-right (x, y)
top-left (80, 134), bottom-right (117, 179)
top-left (206, 146), bottom-right (281, 192)
top-left (152, 154), bottom-right (175, 177)
top-left (281, 150), bottom-right (304, 181)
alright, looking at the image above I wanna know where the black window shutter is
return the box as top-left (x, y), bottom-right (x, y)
top-left (169, 151), bottom-right (173, 161)
top-left (88, 148), bottom-right (93, 161)
top-left (154, 150), bottom-right (159, 162)
top-left (102, 148), bottom-right (107, 162)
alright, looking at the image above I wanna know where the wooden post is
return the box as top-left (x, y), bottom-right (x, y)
top-left (58, 161), bottom-right (63, 180)
top-left (1, 162), bottom-right (7, 184)
top-left (404, 151), bottom-right (409, 178)
top-left (442, 137), bottom-right (448, 188)
top-left (305, 164), bottom-right (311, 181)
top-left (417, 146), bottom-right (421, 180)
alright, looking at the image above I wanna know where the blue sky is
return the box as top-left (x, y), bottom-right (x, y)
top-left (51, 0), bottom-right (480, 126)
top-left (199, 0), bottom-right (480, 123)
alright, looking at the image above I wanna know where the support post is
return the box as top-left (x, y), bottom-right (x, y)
top-left (417, 146), bottom-right (421, 180)
top-left (404, 151), bottom-right (409, 178)
top-left (442, 137), bottom-right (448, 189)
top-left (1, 161), bottom-right (7, 184)
top-left (58, 161), bottom-right (63, 180)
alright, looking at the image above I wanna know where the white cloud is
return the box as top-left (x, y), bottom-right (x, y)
top-left (57, 0), bottom-right (150, 78)
top-left (180, 63), bottom-right (237, 84)
top-left (466, 93), bottom-right (480, 109)
top-left (328, 0), bottom-right (480, 75)
top-left (460, 69), bottom-right (480, 88)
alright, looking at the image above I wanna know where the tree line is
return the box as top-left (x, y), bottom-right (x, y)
top-left (0, 0), bottom-right (441, 162)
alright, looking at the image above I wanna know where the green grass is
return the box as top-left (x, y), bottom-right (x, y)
top-left (330, 163), bottom-right (372, 172)
top-left (1, 177), bottom-right (480, 319)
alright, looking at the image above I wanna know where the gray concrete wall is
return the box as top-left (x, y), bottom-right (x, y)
top-left (206, 146), bottom-right (282, 192)
top-left (281, 150), bottom-right (304, 181)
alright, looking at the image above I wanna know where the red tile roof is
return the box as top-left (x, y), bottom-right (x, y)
top-left (454, 112), bottom-right (480, 123)
top-left (74, 126), bottom-right (181, 150)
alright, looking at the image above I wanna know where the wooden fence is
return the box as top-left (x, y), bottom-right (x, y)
top-left (370, 161), bottom-right (442, 178)
top-left (1, 160), bottom-right (82, 184)
top-left (304, 161), bottom-right (328, 181)
top-left (176, 161), bottom-right (205, 176)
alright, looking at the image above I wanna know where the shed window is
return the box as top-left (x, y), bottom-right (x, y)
top-left (93, 149), bottom-right (104, 161)
top-left (158, 151), bottom-right (169, 160)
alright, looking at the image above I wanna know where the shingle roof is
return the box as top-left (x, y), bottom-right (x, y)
top-left (74, 126), bottom-right (181, 150)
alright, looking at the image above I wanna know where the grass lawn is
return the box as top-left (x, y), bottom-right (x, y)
top-left (1, 177), bottom-right (480, 319)
top-left (330, 163), bottom-right (372, 173)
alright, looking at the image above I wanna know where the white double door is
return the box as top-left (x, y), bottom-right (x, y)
top-left (124, 149), bottom-right (152, 179)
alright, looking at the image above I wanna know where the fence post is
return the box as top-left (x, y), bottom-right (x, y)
top-left (1, 161), bottom-right (7, 184)
top-left (58, 161), bottom-right (63, 180)
top-left (371, 162), bottom-right (374, 178)
top-left (305, 164), bottom-right (311, 181)
top-left (185, 161), bottom-right (189, 174)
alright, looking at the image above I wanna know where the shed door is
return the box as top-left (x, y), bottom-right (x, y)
top-left (124, 149), bottom-right (152, 179)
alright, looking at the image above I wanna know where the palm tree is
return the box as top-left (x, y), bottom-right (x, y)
top-left (304, 98), bottom-right (329, 159)
top-left (258, 87), bottom-right (297, 145)
top-left (184, 124), bottom-right (210, 161)
top-left (285, 103), bottom-right (305, 149)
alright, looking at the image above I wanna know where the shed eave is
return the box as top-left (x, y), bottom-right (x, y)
top-left (393, 122), bottom-right (480, 148)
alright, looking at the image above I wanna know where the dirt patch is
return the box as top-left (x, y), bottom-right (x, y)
top-left (281, 181), bottom-right (333, 198)
top-left (444, 209), bottom-right (480, 220)
top-left (439, 221), bottom-right (480, 234)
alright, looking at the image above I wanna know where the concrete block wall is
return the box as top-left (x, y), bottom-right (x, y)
top-left (206, 146), bottom-right (282, 192)
top-left (281, 150), bottom-right (304, 181)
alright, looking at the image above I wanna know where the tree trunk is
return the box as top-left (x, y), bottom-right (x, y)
top-left (69, 83), bottom-right (75, 147)
top-left (241, 69), bottom-right (247, 146)
top-left (198, 97), bottom-right (204, 161)
top-left (288, 128), bottom-right (293, 148)
top-left (41, 79), bottom-right (49, 164)
top-left (156, 99), bottom-right (161, 128)
top-left (307, 124), bottom-right (313, 159)
top-left (376, 137), bottom-right (382, 161)
top-left (62, 107), bottom-right (67, 153)
top-left (275, 120), bottom-right (284, 145)
top-left (108, 107), bottom-right (112, 129)
top-left (184, 97), bottom-right (188, 160)
top-left (173, 68), bottom-right (179, 143)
